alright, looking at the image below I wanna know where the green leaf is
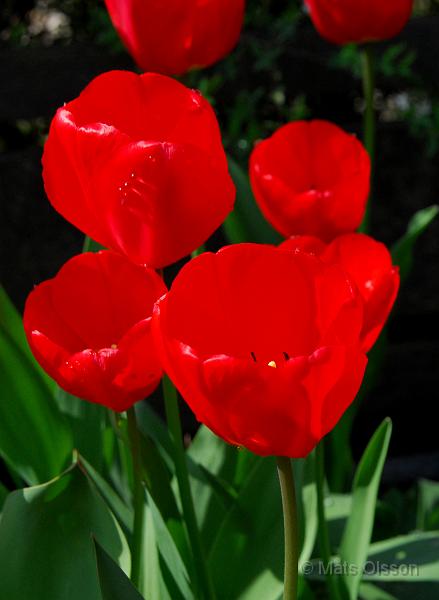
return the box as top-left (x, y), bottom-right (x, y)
top-left (146, 492), bottom-right (194, 600)
top-left (138, 490), bottom-right (192, 600)
top-left (141, 501), bottom-right (170, 600)
top-left (0, 480), bottom-right (8, 510)
top-left (325, 494), bottom-right (352, 550)
top-left (135, 403), bottom-right (174, 470)
top-left (223, 156), bottom-right (282, 244)
top-left (79, 455), bottom-right (133, 534)
top-left (339, 419), bottom-right (392, 600)
top-left (0, 306), bottom-right (73, 484)
top-left (392, 205), bottom-right (439, 281)
top-left (296, 454), bottom-right (318, 569)
top-left (0, 285), bottom-right (54, 393)
top-left (94, 538), bottom-right (145, 600)
top-left (364, 531), bottom-right (439, 582)
top-left (361, 581), bottom-right (439, 600)
top-left (208, 457), bottom-right (283, 600)
top-left (189, 429), bottom-right (316, 599)
top-left (360, 583), bottom-right (397, 599)
top-left (207, 455), bottom-right (316, 600)
top-left (138, 418), bottom-right (181, 525)
top-left (0, 461), bottom-right (131, 600)
top-left (55, 388), bottom-right (107, 471)
top-left (187, 425), bottom-right (258, 551)
top-left (83, 236), bottom-right (105, 253)
top-left (417, 479), bottom-right (439, 531)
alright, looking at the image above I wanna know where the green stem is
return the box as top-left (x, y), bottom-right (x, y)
top-left (191, 243), bottom-right (206, 258)
top-left (360, 44), bottom-right (376, 233)
top-left (162, 376), bottom-right (215, 600)
top-left (315, 442), bottom-right (341, 600)
top-left (276, 456), bottom-right (299, 600)
top-left (126, 407), bottom-right (145, 589)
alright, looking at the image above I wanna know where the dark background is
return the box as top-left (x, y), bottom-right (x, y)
top-left (1, 0), bottom-right (439, 485)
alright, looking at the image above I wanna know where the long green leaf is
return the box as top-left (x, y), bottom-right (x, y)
top-left (208, 457), bottom-right (284, 600)
top-left (0, 480), bottom-right (8, 510)
top-left (417, 479), bottom-right (439, 531)
top-left (55, 388), bottom-right (107, 471)
top-left (392, 205), bottom-right (439, 280)
top-left (94, 538), bottom-right (145, 600)
top-left (0, 322), bottom-right (72, 484)
top-left (187, 425), bottom-right (258, 551)
top-left (364, 531), bottom-right (439, 582)
top-left (79, 455), bottom-right (133, 534)
top-left (207, 454), bottom-right (316, 600)
top-left (146, 492), bottom-right (194, 600)
top-left (358, 532), bottom-right (439, 599)
top-left (339, 419), bottom-right (392, 600)
top-left (141, 501), bottom-right (170, 600)
top-left (0, 285), bottom-right (54, 392)
top-left (0, 461), bottom-right (131, 600)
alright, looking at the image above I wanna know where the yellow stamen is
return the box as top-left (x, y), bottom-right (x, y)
top-left (111, 343), bottom-right (118, 349)
top-left (267, 360), bottom-right (277, 368)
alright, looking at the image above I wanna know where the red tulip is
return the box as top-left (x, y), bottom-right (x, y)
top-left (24, 251), bottom-right (166, 412)
top-left (153, 244), bottom-right (367, 457)
top-left (42, 71), bottom-right (235, 268)
top-left (249, 120), bottom-right (370, 241)
top-left (104, 0), bottom-right (245, 76)
top-left (306, 0), bottom-right (413, 45)
top-left (280, 234), bottom-right (400, 351)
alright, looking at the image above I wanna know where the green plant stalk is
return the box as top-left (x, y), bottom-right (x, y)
top-left (162, 375), bottom-right (215, 600)
top-left (360, 44), bottom-right (376, 233)
top-left (276, 456), bottom-right (299, 600)
top-left (191, 243), bottom-right (206, 258)
top-left (126, 407), bottom-right (145, 588)
top-left (315, 442), bottom-right (342, 600)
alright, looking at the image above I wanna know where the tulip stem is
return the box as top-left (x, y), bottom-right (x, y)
top-left (191, 243), bottom-right (206, 258)
top-left (315, 442), bottom-right (342, 600)
top-left (360, 43), bottom-right (375, 233)
top-left (126, 406), bottom-right (145, 589)
top-left (276, 456), bottom-right (299, 600)
top-left (162, 375), bottom-right (215, 600)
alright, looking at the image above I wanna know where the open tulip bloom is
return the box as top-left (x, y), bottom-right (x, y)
top-left (153, 243), bottom-right (368, 458)
top-left (42, 71), bottom-right (235, 268)
top-left (24, 251), bottom-right (166, 411)
top-left (250, 120), bottom-right (371, 241)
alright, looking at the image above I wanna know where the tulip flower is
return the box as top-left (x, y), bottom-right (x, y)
top-left (104, 0), bottom-right (245, 76)
top-left (153, 243), bottom-right (367, 457)
top-left (306, 0), bottom-right (414, 46)
top-left (280, 234), bottom-right (400, 351)
top-left (42, 71), bottom-right (235, 268)
top-left (249, 120), bottom-right (370, 241)
top-left (24, 251), bottom-right (166, 411)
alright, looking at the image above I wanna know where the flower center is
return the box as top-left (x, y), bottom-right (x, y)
top-left (250, 352), bottom-right (290, 366)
